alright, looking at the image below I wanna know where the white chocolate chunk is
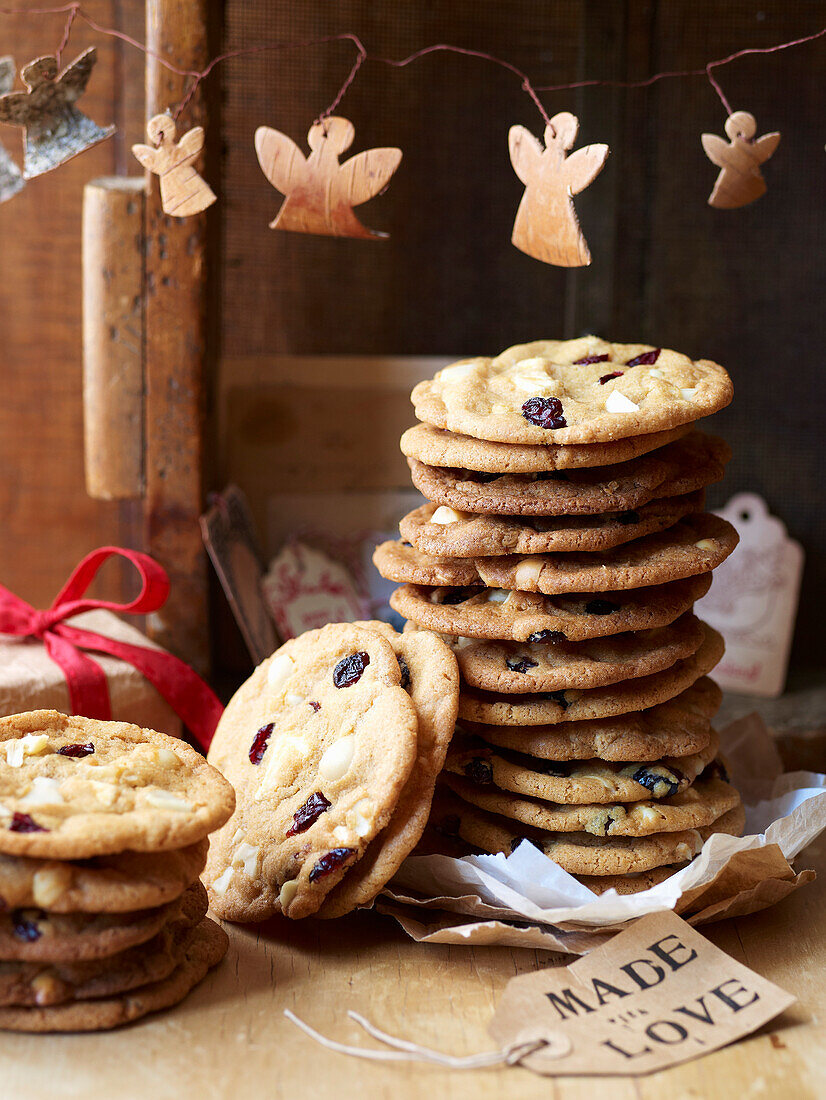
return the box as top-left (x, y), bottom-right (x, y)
top-left (605, 390), bottom-right (640, 413)
top-left (348, 797), bottom-right (374, 838)
top-left (279, 879), bottom-right (299, 910)
top-left (32, 973), bottom-right (62, 1005)
top-left (431, 505), bottom-right (470, 525)
top-left (232, 842), bottom-right (260, 878)
top-left (695, 539), bottom-right (716, 551)
top-left (438, 361), bottom-right (477, 383)
top-left (256, 735), bottom-right (310, 798)
top-left (514, 557), bottom-right (545, 589)
top-left (675, 842), bottom-right (695, 862)
top-left (648, 367), bottom-right (664, 379)
top-left (284, 691), bottom-right (304, 707)
top-left (32, 866), bottom-right (73, 907)
top-left (680, 387), bottom-right (698, 401)
top-left (155, 746), bottom-right (181, 769)
top-left (318, 736), bottom-right (355, 782)
top-left (211, 866), bottom-right (234, 896)
top-left (5, 734), bottom-right (50, 768)
top-left (143, 788), bottom-right (193, 813)
top-left (634, 806), bottom-right (662, 825)
top-left (267, 652), bottom-right (296, 692)
top-left (90, 780), bottom-right (117, 807)
top-left (20, 777), bottom-right (65, 808)
top-left (486, 589), bottom-right (510, 604)
top-left (333, 825), bottom-right (351, 843)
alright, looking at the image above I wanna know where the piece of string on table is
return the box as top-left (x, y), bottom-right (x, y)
top-left (0, 5), bottom-right (823, 126)
top-left (284, 1008), bottom-right (554, 1069)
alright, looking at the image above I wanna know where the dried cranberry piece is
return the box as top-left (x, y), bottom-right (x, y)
top-left (506, 656), bottom-right (538, 674)
top-left (397, 654), bottom-right (411, 690)
top-left (521, 396), bottom-right (566, 430)
top-left (598, 370), bottom-right (624, 385)
top-left (625, 348), bottom-right (660, 367)
top-left (57, 742), bottom-right (95, 759)
top-left (632, 765), bottom-right (682, 798)
top-left (541, 690), bottom-right (570, 710)
top-left (574, 354), bottom-right (610, 365)
top-left (12, 910), bottom-right (42, 942)
top-left (617, 510), bottom-right (640, 525)
top-left (333, 652), bottom-right (370, 688)
top-left (527, 630), bottom-right (565, 643)
top-left (286, 792), bottom-right (331, 837)
top-left (249, 723), bottom-right (274, 765)
top-left (308, 701), bottom-right (321, 713)
top-left (585, 598), bottom-right (619, 615)
top-left (9, 813), bottom-right (47, 834)
top-left (308, 848), bottom-right (356, 882)
top-left (464, 757), bottom-right (494, 785)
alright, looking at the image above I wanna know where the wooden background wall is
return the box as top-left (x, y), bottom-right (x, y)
top-left (0, 1), bottom-right (822, 677)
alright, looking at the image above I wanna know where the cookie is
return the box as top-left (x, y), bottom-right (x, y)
top-left (577, 866), bottom-right (682, 895)
top-left (376, 514), bottom-right (738, 593)
top-left (0, 877), bottom-right (207, 1006)
top-left (443, 769), bottom-right (739, 835)
top-left (458, 628), bottom-right (723, 725)
top-left (400, 421), bottom-right (692, 474)
top-left (463, 677), bottom-right (722, 761)
top-left (0, 711), bottom-right (235, 860)
top-left (317, 622), bottom-right (459, 918)
top-left (0, 881), bottom-right (206, 962)
top-left (390, 573), bottom-right (712, 643)
top-left (411, 337), bottom-right (734, 445)
top-left (204, 624), bottom-right (419, 921)
top-left (439, 796), bottom-right (745, 875)
top-left (0, 840), bottom-right (207, 913)
top-left (399, 491), bottom-right (705, 558)
top-left (444, 732), bottom-right (719, 805)
top-left (440, 614), bottom-right (706, 694)
top-left (0, 915), bottom-right (227, 1032)
top-left (407, 432), bottom-right (730, 516)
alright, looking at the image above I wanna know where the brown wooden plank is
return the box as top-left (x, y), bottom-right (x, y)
top-left (143, 0), bottom-right (213, 672)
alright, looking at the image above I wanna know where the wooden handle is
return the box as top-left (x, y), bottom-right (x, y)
top-left (82, 176), bottom-right (145, 501)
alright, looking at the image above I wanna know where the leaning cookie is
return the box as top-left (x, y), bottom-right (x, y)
top-left (411, 337), bottom-right (733, 445)
top-left (316, 622), bottom-right (459, 918)
top-left (0, 711), bottom-right (234, 860)
top-left (204, 624), bottom-right (419, 921)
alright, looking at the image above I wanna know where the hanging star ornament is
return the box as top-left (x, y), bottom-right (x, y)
top-left (254, 115), bottom-right (402, 239)
top-left (132, 113), bottom-right (216, 218)
top-left (701, 111), bottom-right (780, 209)
top-left (0, 46), bottom-right (115, 179)
top-left (0, 57), bottom-right (24, 202)
top-left (509, 111), bottom-right (609, 267)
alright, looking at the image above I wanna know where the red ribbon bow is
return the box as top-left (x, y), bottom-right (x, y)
top-left (0, 547), bottom-right (223, 750)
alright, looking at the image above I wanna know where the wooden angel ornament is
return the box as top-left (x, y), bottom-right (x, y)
top-left (132, 114), bottom-right (216, 218)
top-left (702, 111), bottom-right (780, 209)
top-left (0, 57), bottom-right (24, 202)
top-left (509, 112), bottom-right (609, 267)
top-left (0, 47), bottom-right (114, 178)
top-left (254, 115), bottom-right (402, 239)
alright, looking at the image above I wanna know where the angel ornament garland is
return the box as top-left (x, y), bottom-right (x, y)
top-left (0, 47), bottom-right (114, 178)
top-left (509, 111), bottom-right (609, 267)
top-left (254, 115), bottom-right (402, 239)
top-left (132, 114), bottom-right (216, 217)
top-left (701, 111), bottom-right (780, 209)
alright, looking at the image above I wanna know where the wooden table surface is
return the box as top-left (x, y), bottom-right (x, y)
top-left (3, 828), bottom-right (824, 1100)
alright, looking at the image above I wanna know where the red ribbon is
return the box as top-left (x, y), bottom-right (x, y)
top-left (0, 547), bottom-right (224, 750)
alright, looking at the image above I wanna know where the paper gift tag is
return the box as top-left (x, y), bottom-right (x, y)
top-left (489, 909), bottom-right (794, 1076)
top-left (695, 493), bottom-right (803, 697)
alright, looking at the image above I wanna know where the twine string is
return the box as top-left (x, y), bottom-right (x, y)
top-left (0, 6), bottom-right (821, 126)
top-left (284, 1008), bottom-right (549, 1069)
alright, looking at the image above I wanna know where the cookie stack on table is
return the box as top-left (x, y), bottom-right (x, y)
top-left (376, 337), bottom-right (745, 895)
top-left (0, 710), bottom-right (234, 1031)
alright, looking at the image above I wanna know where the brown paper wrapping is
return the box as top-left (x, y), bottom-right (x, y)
top-left (0, 609), bottom-right (181, 736)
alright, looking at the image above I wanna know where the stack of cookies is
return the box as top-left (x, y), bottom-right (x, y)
top-left (0, 710), bottom-right (234, 1031)
top-left (204, 621), bottom-right (459, 920)
top-left (376, 336), bottom-right (745, 894)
